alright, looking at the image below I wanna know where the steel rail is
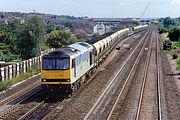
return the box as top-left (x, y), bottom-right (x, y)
top-left (41, 32), bottom-right (148, 120)
top-left (107, 30), bottom-right (152, 120)
top-left (17, 100), bottom-right (46, 120)
top-left (156, 33), bottom-right (162, 120)
top-left (0, 87), bottom-right (40, 118)
top-left (135, 31), bottom-right (154, 120)
top-left (0, 81), bottom-right (40, 106)
top-left (135, 31), bottom-right (162, 120)
top-left (84, 30), bottom-right (151, 120)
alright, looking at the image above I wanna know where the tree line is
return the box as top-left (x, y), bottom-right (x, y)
top-left (158, 17), bottom-right (180, 42)
top-left (0, 15), bottom-right (77, 61)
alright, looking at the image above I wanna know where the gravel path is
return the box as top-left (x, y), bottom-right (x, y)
top-left (161, 52), bottom-right (180, 120)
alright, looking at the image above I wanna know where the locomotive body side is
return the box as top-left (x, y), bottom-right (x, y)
top-left (41, 42), bottom-right (94, 92)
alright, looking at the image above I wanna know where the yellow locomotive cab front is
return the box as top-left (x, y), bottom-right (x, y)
top-left (41, 53), bottom-right (72, 86)
top-left (41, 69), bottom-right (71, 84)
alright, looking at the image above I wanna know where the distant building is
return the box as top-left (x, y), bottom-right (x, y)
top-left (92, 18), bottom-right (139, 26)
top-left (0, 12), bottom-right (25, 24)
top-left (93, 23), bottom-right (112, 35)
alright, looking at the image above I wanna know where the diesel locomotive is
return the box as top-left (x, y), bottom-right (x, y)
top-left (41, 25), bottom-right (148, 93)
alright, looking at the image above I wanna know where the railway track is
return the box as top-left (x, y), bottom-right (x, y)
top-left (0, 82), bottom-right (40, 107)
top-left (16, 96), bottom-right (64, 120)
top-left (34, 29), bottom-right (150, 120)
top-left (106, 30), bottom-right (154, 120)
top-left (83, 30), bottom-right (152, 120)
top-left (134, 31), bottom-right (162, 120)
top-left (0, 82), bottom-right (41, 119)
top-left (0, 92), bottom-right (66, 120)
top-left (0, 29), bottom-right (152, 120)
top-left (156, 33), bottom-right (162, 120)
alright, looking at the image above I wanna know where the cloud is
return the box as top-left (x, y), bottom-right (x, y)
top-left (171, 0), bottom-right (180, 4)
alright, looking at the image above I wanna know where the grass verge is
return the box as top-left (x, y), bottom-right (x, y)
top-left (0, 68), bottom-right (40, 92)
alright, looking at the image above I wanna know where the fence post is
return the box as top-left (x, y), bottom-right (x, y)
top-left (38, 57), bottom-right (41, 68)
top-left (0, 67), bottom-right (5, 81)
top-left (19, 62), bottom-right (22, 74)
top-left (12, 64), bottom-right (16, 79)
top-left (32, 58), bottom-right (35, 68)
top-left (0, 68), bottom-right (2, 81)
top-left (16, 63), bottom-right (20, 76)
top-left (5, 66), bottom-right (9, 80)
top-left (34, 57), bottom-right (37, 69)
top-left (23, 61), bottom-right (26, 73)
top-left (29, 59), bottom-right (32, 68)
top-left (9, 65), bottom-right (13, 80)
top-left (38, 56), bottom-right (42, 69)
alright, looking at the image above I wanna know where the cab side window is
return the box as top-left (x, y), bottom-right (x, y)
top-left (90, 52), bottom-right (92, 65)
top-left (72, 59), bottom-right (75, 68)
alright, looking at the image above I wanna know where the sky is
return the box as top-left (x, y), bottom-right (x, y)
top-left (0, 0), bottom-right (180, 18)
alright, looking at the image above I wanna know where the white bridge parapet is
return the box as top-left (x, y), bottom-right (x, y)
top-left (0, 48), bottom-right (55, 81)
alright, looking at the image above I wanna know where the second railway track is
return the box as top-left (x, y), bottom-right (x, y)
top-left (0, 82), bottom-right (40, 119)
top-left (135, 31), bottom-right (162, 120)
top-left (106, 29), bottom-right (163, 120)
top-left (0, 28), bottom-right (155, 120)
top-left (84, 29), bottom-right (153, 120)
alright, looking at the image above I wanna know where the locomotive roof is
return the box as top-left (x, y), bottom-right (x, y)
top-left (68, 42), bottom-right (93, 53)
top-left (43, 42), bottom-right (93, 58)
top-left (43, 48), bottom-right (78, 58)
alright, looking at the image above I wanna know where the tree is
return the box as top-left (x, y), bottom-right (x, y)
top-left (16, 15), bottom-right (46, 60)
top-left (0, 22), bottom-right (20, 61)
top-left (168, 28), bottom-right (180, 42)
top-left (47, 30), bottom-right (77, 48)
top-left (64, 21), bottom-right (75, 30)
top-left (163, 17), bottom-right (175, 28)
top-left (159, 27), bottom-right (168, 34)
top-left (46, 22), bottom-right (57, 33)
top-left (0, 43), bottom-right (12, 61)
top-left (0, 29), bottom-right (17, 54)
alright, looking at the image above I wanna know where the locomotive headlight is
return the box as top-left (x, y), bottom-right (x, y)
top-left (42, 79), bottom-right (46, 82)
top-left (67, 79), bottom-right (70, 82)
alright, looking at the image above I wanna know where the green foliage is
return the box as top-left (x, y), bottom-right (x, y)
top-left (159, 27), bottom-right (168, 34)
top-left (172, 42), bottom-right (180, 49)
top-left (46, 22), bottom-right (62, 34)
top-left (157, 17), bottom-right (179, 34)
top-left (16, 15), bottom-right (46, 60)
top-left (0, 68), bottom-right (40, 92)
top-left (0, 43), bottom-right (19, 61)
top-left (176, 60), bottom-right (180, 70)
top-left (0, 22), bottom-right (20, 61)
top-left (168, 28), bottom-right (180, 42)
top-left (163, 17), bottom-right (175, 28)
top-left (58, 15), bottom-right (84, 20)
top-left (47, 30), bottom-right (77, 48)
top-left (64, 21), bottom-right (75, 29)
top-left (0, 15), bottom-right (79, 61)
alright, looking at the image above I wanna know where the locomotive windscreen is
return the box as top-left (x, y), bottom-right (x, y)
top-left (42, 58), bottom-right (70, 70)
